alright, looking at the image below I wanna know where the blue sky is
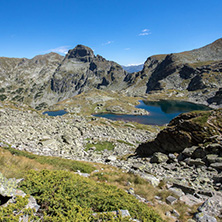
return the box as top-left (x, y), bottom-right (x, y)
top-left (0, 0), bottom-right (221, 65)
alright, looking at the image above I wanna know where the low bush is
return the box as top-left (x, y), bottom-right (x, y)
top-left (20, 170), bottom-right (163, 221)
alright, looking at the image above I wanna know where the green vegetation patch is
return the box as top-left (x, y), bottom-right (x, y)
top-left (85, 141), bottom-right (115, 152)
top-left (20, 170), bottom-right (162, 221)
top-left (2, 146), bottom-right (95, 174)
top-left (191, 111), bottom-right (211, 126)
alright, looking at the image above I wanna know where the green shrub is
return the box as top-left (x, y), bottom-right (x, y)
top-left (85, 141), bottom-right (115, 152)
top-left (20, 170), bottom-right (163, 221)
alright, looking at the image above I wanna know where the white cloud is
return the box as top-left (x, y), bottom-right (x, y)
top-left (102, 41), bottom-right (114, 46)
top-left (138, 29), bottom-right (151, 36)
top-left (139, 32), bottom-right (150, 36)
top-left (127, 63), bottom-right (143, 66)
top-left (124, 48), bottom-right (130, 50)
top-left (46, 46), bottom-right (70, 54)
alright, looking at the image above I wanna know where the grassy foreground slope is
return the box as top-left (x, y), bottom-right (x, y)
top-left (0, 146), bottom-right (162, 221)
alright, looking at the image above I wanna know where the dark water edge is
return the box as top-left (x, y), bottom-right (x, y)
top-left (94, 100), bottom-right (211, 126)
top-left (43, 110), bottom-right (68, 116)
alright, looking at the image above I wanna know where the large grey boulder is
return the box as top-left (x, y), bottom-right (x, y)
top-left (194, 213), bottom-right (217, 222)
top-left (197, 193), bottom-right (222, 218)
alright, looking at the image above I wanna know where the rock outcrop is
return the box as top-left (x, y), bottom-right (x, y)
top-left (136, 109), bottom-right (222, 156)
top-left (134, 109), bottom-right (222, 193)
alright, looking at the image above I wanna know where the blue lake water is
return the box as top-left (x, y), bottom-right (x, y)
top-left (43, 110), bottom-right (68, 116)
top-left (94, 100), bottom-right (210, 126)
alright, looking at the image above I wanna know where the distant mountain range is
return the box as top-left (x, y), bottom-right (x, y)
top-left (122, 64), bottom-right (143, 73)
top-left (0, 38), bottom-right (222, 109)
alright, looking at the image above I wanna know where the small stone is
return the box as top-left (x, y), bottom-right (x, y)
top-left (105, 155), bottom-right (117, 162)
top-left (213, 172), bottom-right (222, 183)
top-left (118, 209), bottom-right (131, 218)
top-left (192, 147), bottom-right (206, 159)
top-left (169, 153), bottom-right (177, 160)
top-left (166, 196), bottom-right (177, 205)
top-left (205, 143), bottom-right (222, 155)
top-left (165, 211), bottom-right (171, 216)
top-left (185, 158), bottom-right (205, 166)
top-left (182, 146), bottom-right (197, 157)
top-left (128, 188), bottom-right (134, 195)
top-left (168, 187), bottom-right (185, 197)
top-left (150, 152), bottom-right (168, 163)
top-left (171, 209), bottom-right (180, 217)
top-left (126, 181), bottom-right (131, 186)
top-left (179, 194), bottom-right (203, 207)
top-left (142, 174), bottom-right (160, 187)
top-left (131, 163), bottom-right (145, 171)
top-left (154, 196), bottom-right (162, 200)
top-left (210, 162), bottom-right (222, 170)
top-left (206, 154), bottom-right (219, 164)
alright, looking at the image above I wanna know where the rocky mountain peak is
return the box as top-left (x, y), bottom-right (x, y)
top-left (66, 44), bottom-right (95, 62)
top-left (210, 38), bottom-right (222, 47)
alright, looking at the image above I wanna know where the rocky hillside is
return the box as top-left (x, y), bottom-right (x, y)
top-left (0, 53), bottom-right (64, 109)
top-left (124, 38), bottom-right (222, 106)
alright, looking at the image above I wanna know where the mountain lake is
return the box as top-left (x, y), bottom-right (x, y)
top-left (43, 110), bottom-right (68, 116)
top-left (43, 100), bottom-right (210, 125)
top-left (94, 100), bottom-right (211, 126)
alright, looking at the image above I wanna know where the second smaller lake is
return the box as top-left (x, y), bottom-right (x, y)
top-left (95, 100), bottom-right (210, 126)
top-left (43, 110), bottom-right (68, 116)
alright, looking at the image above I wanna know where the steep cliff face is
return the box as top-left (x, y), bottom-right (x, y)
top-left (50, 45), bottom-right (128, 101)
top-left (124, 38), bottom-right (222, 106)
top-left (136, 109), bottom-right (222, 156)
